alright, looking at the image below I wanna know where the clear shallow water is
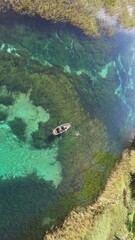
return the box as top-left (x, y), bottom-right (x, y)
top-left (0, 88), bottom-right (62, 185)
top-left (0, 12), bottom-right (135, 240)
top-left (0, 122), bottom-right (61, 185)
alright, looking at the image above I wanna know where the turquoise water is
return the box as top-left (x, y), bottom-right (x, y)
top-left (0, 122), bottom-right (61, 184)
top-left (0, 12), bottom-right (135, 239)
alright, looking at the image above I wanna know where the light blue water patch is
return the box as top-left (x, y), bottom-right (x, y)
top-left (0, 122), bottom-right (62, 187)
top-left (0, 42), bottom-right (20, 56)
top-left (99, 61), bottom-right (115, 78)
top-left (117, 54), bottom-right (125, 71)
top-left (63, 65), bottom-right (71, 73)
top-left (128, 67), bottom-right (132, 76)
top-left (127, 78), bottom-right (134, 89)
top-left (131, 47), bottom-right (135, 61)
top-left (31, 56), bottom-right (53, 67)
top-left (114, 46), bottom-right (135, 124)
top-left (7, 92), bottom-right (50, 138)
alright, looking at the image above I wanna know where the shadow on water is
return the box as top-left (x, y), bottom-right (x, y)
top-left (47, 134), bottom-right (63, 142)
top-left (47, 134), bottom-right (57, 143)
top-left (0, 174), bottom-right (57, 240)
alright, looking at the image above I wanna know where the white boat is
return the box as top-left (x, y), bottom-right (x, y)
top-left (52, 123), bottom-right (71, 136)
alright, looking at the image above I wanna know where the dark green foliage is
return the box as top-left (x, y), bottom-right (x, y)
top-left (130, 174), bottom-right (135, 199)
top-left (77, 168), bottom-right (104, 203)
top-left (133, 214), bottom-right (135, 235)
top-left (93, 152), bottom-right (118, 176)
top-left (8, 117), bottom-right (27, 141)
top-left (0, 95), bottom-right (14, 105)
top-left (49, 190), bottom-right (77, 221)
top-left (126, 212), bottom-right (135, 236)
top-left (126, 174), bottom-right (135, 236)
top-left (0, 111), bottom-right (8, 121)
top-left (32, 121), bottom-right (56, 148)
top-left (32, 129), bottom-right (46, 149)
top-left (103, 0), bottom-right (117, 7)
top-left (0, 174), bottom-right (57, 240)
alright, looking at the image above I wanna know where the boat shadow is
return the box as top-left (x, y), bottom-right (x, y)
top-left (47, 133), bottom-right (62, 144)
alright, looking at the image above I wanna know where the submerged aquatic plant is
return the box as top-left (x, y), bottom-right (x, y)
top-left (0, 111), bottom-right (8, 121)
top-left (0, 95), bottom-right (14, 106)
top-left (8, 117), bottom-right (27, 141)
top-left (0, 173), bottom-right (57, 240)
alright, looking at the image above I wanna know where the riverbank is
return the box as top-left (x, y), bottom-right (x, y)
top-left (0, 0), bottom-right (135, 35)
top-left (44, 149), bottom-right (135, 240)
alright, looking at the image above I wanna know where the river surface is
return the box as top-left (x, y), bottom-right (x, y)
top-left (0, 12), bottom-right (135, 240)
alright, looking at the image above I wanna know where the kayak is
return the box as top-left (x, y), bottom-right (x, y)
top-left (52, 123), bottom-right (71, 136)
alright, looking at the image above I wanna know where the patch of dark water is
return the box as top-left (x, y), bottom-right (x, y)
top-left (0, 11), bottom-right (135, 239)
top-left (0, 174), bottom-right (57, 240)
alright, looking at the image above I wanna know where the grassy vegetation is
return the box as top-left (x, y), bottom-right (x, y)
top-left (119, 9), bottom-right (135, 28)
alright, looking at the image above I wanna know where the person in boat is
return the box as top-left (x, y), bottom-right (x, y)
top-left (61, 125), bottom-right (66, 131)
top-left (57, 126), bottom-right (66, 133)
top-left (52, 129), bottom-right (57, 135)
top-left (52, 123), bottom-right (71, 135)
top-left (54, 126), bottom-right (66, 135)
top-left (56, 127), bottom-right (61, 134)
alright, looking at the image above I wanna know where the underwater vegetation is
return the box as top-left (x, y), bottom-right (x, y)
top-left (0, 111), bottom-right (8, 121)
top-left (0, 95), bottom-right (14, 105)
top-left (0, 173), bottom-right (58, 240)
top-left (8, 117), bottom-right (27, 141)
top-left (0, 12), bottom-right (135, 239)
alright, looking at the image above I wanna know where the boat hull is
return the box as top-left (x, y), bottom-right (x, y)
top-left (52, 123), bottom-right (71, 136)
